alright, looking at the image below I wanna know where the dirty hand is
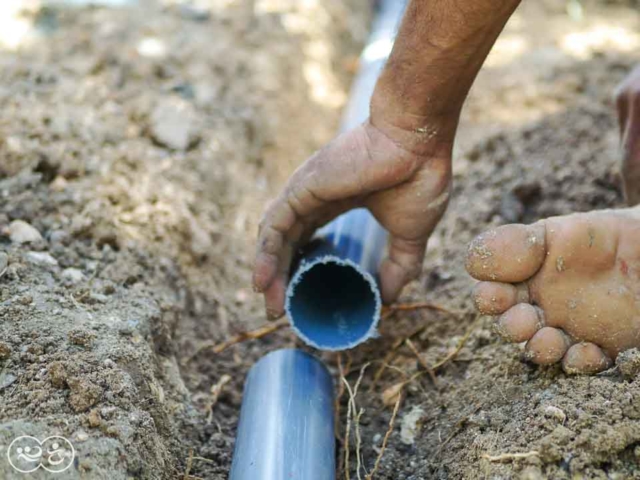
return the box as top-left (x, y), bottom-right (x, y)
top-left (615, 64), bottom-right (640, 205)
top-left (252, 118), bottom-right (452, 319)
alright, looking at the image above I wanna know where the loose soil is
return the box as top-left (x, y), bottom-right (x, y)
top-left (1, 1), bottom-right (639, 479)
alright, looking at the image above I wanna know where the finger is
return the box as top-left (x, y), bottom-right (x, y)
top-left (263, 240), bottom-right (298, 320)
top-left (379, 236), bottom-right (428, 304)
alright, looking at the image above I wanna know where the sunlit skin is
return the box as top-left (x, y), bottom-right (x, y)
top-left (253, 0), bottom-right (640, 374)
top-left (465, 68), bottom-right (640, 374)
top-left (253, 0), bottom-right (521, 317)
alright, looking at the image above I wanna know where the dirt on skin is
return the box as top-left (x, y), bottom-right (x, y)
top-left (1, 0), bottom-right (640, 479)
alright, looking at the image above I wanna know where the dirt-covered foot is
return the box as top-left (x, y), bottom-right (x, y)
top-left (466, 207), bottom-right (640, 374)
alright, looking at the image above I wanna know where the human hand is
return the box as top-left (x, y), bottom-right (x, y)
top-left (252, 118), bottom-right (452, 319)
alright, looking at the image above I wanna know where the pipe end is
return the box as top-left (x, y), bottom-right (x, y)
top-left (285, 255), bottom-right (381, 351)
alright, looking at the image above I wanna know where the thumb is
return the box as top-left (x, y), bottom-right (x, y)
top-left (379, 236), bottom-right (428, 304)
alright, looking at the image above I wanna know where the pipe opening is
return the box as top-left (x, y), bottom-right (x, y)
top-left (287, 259), bottom-right (380, 350)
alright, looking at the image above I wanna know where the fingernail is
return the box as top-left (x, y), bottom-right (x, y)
top-left (266, 308), bottom-right (283, 321)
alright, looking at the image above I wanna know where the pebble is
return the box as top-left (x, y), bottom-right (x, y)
top-left (543, 405), bottom-right (567, 424)
top-left (0, 251), bottom-right (7, 274)
top-left (0, 373), bottom-right (17, 390)
top-left (149, 99), bottom-right (201, 151)
top-left (62, 267), bottom-right (85, 284)
top-left (6, 220), bottom-right (43, 244)
top-left (25, 251), bottom-right (58, 266)
top-left (400, 406), bottom-right (426, 445)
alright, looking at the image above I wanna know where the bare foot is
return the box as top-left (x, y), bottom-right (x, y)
top-left (615, 65), bottom-right (640, 206)
top-left (466, 207), bottom-right (640, 374)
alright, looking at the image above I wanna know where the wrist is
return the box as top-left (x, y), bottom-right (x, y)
top-left (369, 87), bottom-right (459, 160)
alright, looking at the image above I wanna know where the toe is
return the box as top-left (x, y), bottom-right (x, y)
top-left (525, 327), bottom-right (571, 365)
top-left (466, 222), bottom-right (546, 283)
top-left (496, 303), bottom-right (544, 343)
top-left (472, 282), bottom-right (520, 315)
top-left (562, 343), bottom-right (613, 375)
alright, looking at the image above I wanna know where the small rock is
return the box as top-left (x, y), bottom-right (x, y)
top-left (235, 289), bottom-right (249, 304)
top-left (400, 406), bottom-right (426, 445)
top-left (62, 268), bottom-right (85, 284)
top-left (4, 220), bottom-right (43, 244)
top-left (617, 348), bottom-right (640, 378)
top-left (68, 377), bottom-right (102, 413)
top-left (543, 405), bottom-right (566, 424)
top-left (178, 3), bottom-right (210, 21)
top-left (0, 373), bottom-right (16, 390)
top-left (18, 294), bottom-right (34, 305)
top-left (49, 230), bottom-right (69, 245)
top-left (74, 429), bottom-right (89, 442)
top-left (25, 251), bottom-right (58, 266)
top-left (149, 99), bottom-right (201, 151)
top-left (0, 251), bottom-right (8, 274)
top-left (0, 341), bottom-right (12, 359)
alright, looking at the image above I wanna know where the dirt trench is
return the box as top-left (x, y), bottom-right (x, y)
top-left (2, 1), bottom-right (640, 480)
top-left (0, 1), bottom-right (369, 478)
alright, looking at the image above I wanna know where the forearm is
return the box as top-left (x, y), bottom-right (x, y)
top-left (371, 0), bottom-right (522, 155)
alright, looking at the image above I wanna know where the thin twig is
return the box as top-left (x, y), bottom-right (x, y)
top-left (369, 323), bottom-right (429, 392)
top-left (382, 302), bottom-right (459, 320)
top-left (206, 374), bottom-right (232, 424)
top-left (432, 316), bottom-right (481, 370)
top-left (435, 402), bottom-right (485, 456)
top-left (482, 451), bottom-right (540, 463)
top-left (342, 363), bottom-right (369, 480)
top-left (405, 339), bottom-right (438, 388)
top-left (183, 449), bottom-right (194, 480)
top-left (188, 319), bottom-right (288, 361)
top-left (192, 456), bottom-right (215, 464)
top-left (366, 390), bottom-right (402, 480)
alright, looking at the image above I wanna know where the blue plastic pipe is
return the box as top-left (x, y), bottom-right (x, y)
top-left (285, 0), bottom-right (408, 351)
top-left (229, 349), bottom-right (335, 480)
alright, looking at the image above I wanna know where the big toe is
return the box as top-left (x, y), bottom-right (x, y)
top-left (562, 343), bottom-right (613, 375)
top-left (466, 222), bottom-right (546, 283)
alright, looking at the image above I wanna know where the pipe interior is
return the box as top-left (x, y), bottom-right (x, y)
top-left (289, 261), bottom-right (377, 349)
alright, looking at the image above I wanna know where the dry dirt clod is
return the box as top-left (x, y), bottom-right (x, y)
top-left (616, 348), bottom-right (640, 378)
top-left (48, 361), bottom-right (68, 389)
top-left (68, 377), bottom-right (103, 413)
top-left (68, 329), bottom-right (96, 347)
top-left (87, 409), bottom-right (102, 428)
top-left (5, 220), bottom-right (43, 244)
top-left (0, 341), bottom-right (12, 359)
